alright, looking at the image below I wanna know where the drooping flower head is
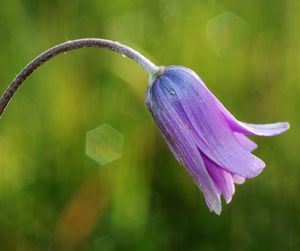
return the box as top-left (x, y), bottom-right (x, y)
top-left (146, 66), bottom-right (289, 214)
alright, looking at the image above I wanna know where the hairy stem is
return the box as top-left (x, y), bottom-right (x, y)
top-left (0, 38), bottom-right (161, 117)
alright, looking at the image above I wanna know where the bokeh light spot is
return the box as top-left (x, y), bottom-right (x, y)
top-left (86, 124), bottom-right (124, 165)
top-left (206, 11), bottom-right (249, 57)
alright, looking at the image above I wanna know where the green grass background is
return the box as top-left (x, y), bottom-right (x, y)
top-left (0, 0), bottom-right (298, 250)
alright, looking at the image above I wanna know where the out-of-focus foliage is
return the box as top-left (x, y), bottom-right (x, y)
top-left (0, 0), bottom-right (298, 250)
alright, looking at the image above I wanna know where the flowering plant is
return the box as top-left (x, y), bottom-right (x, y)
top-left (0, 39), bottom-right (289, 214)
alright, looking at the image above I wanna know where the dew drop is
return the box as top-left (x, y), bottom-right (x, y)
top-left (122, 54), bottom-right (126, 58)
top-left (170, 90), bottom-right (176, 95)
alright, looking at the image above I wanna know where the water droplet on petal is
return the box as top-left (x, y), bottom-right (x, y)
top-left (170, 90), bottom-right (176, 95)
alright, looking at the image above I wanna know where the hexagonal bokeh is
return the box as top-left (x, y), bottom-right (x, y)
top-left (86, 124), bottom-right (124, 165)
top-left (206, 11), bottom-right (249, 57)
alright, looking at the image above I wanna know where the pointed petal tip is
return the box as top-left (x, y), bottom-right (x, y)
top-left (223, 186), bottom-right (234, 204)
top-left (234, 133), bottom-right (258, 152)
top-left (271, 122), bottom-right (290, 134)
top-left (225, 197), bottom-right (232, 204)
top-left (210, 206), bottom-right (222, 215)
top-left (239, 121), bottom-right (290, 136)
top-left (282, 122), bottom-right (290, 131)
top-left (214, 209), bottom-right (222, 215)
top-left (243, 157), bottom-right (265, 178)
top-left (206, 197), bottom-right (222, 215)
top-left (226, 155), bottom-right (265, 179)
top-left (233, 175), bottom-right (246, 184)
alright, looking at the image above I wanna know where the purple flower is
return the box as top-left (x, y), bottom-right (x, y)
top-left (145, 66), bottom-right (289, 214)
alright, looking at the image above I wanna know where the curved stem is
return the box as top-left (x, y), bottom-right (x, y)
top-left (0, 38), bottom-right (161, 117)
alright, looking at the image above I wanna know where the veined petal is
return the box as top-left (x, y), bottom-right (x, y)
top-left (234, 133), bottom-right (257, 152)
top-left (146, 65), bottom-right (289, 214)
top-left (232, 121), bottom-right (290, 136)
top-left (202, 154), bottom-right (235, 203)
top-left (164, 67), bottom-right (265, 178)
top-left (146, 77), bottom-right (221, 214)
top-left (173, 66), bottom-right (290, 136)
top-left (221, 106), bottom-right (289, 136)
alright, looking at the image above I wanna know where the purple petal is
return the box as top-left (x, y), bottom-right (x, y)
top-left (223, 109), bottom-right (290, 136)
top-left (146, 78), bottom-right (222, 214)
top-left (234, 133), bottom-right (257, 152)
top-left (164, 67), bottom-right (265, 178)
top-left (232, 174), bottom-right (246, 184)
top-left (232, 121), bottom-right (290, 136)
top-left (202, 154), bottom-right (235, 203)
top-left (174, 66), bottom-right (290, 136)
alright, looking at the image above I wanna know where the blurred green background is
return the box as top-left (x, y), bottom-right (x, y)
top-left (0, 0), bottom-right (298, 250)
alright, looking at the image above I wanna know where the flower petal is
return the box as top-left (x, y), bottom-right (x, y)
top-left (232, 121), bottom-right (290, 136)
top-left (146, 78), bottom-right (222, 214)
top-left (222, 106), bottom-right (289, 136)
top-left (202, 154), bottom-right (235, 203)
top-left (232, 174), bottom-right (246, 184)
top-left (234, 133), bottom-right (257, 152)
top-left (174, 66), bottom-right (290, 136)
top-left (164, 67), bottom-right (265, 178)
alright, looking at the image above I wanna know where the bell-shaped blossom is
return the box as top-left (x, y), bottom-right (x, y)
top-left (146, 66), bottom-right (289, 214)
